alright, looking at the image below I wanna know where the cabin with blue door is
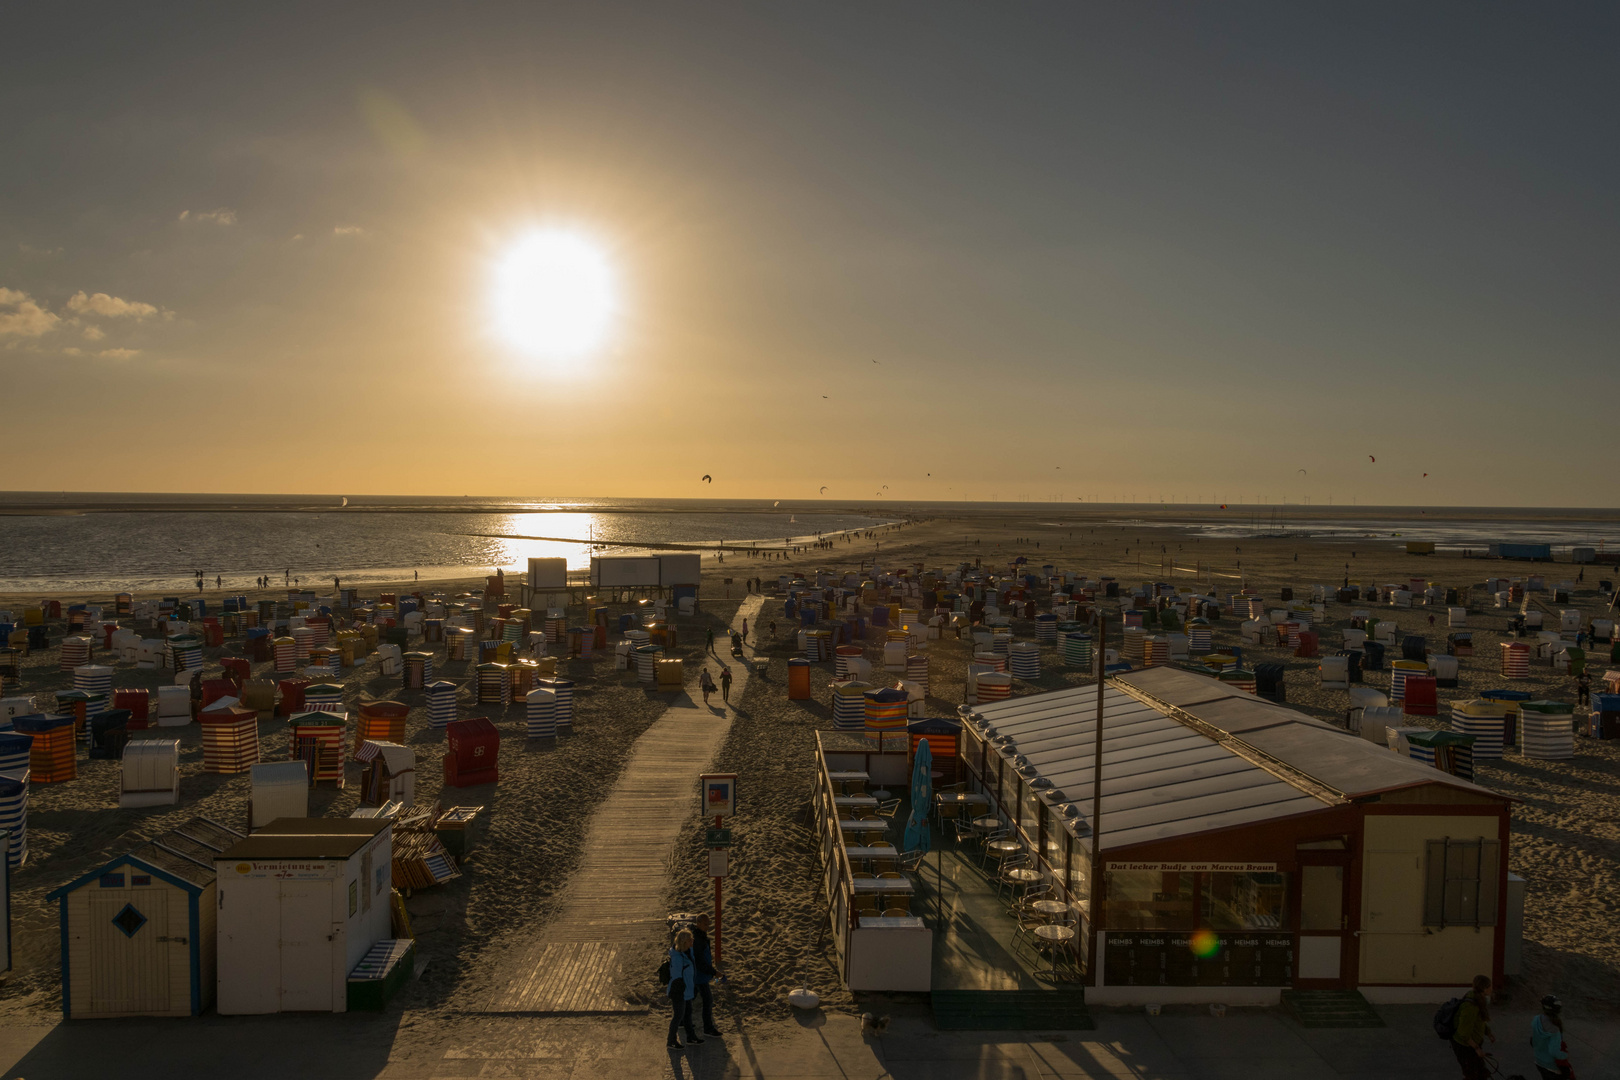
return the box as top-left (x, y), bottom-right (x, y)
top-left (45, 817), bottom-right (243, 1019)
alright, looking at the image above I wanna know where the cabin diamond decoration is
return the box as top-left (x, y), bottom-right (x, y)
top-left (112, 902), bottom-right (148, 938)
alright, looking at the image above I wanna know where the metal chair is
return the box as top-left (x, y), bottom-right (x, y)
top-left (996, 854), bottom-right (1033, 902)
top-left (949, 817), bottom-right (977, 847)
top-left (898, 849), bottom-right (926, 873)
top-left (876, 798), bottom-right (902, 819)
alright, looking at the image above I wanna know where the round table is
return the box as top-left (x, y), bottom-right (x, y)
top-left (1005, 868), bottom-right (1041, 885)
top-left (1030, 899), bottom-right (1069, 919)
top-left (972, 815), bottom-right (1001, 831)
top-left (987, 839), bottom-right (1022, 859)
top-left (1034, 922), bottom-right (1077, 975)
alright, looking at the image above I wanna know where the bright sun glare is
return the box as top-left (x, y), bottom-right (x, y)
top-left (491, 229), bottom-right (617, 361)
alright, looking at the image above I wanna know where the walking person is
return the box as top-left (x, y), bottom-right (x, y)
top-left (1531, 995), bottom-right (1572, 1079)
top-left (741, 617), bottom-right (748, 642)
top-left (720, 665), bottom-right (733, 705)
top-left (690, 914), bottom-right (724, 1037)
top-left (1449, 974), bottom-right (1495, 1079)
top-left (699, 668), bottom-right (716, 707)
top-left (705, 627), bottom-right (715, 653)
top-left (665, 929), bottom-right (701, 1048)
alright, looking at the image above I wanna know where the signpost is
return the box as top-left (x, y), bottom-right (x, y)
top-left (699, 773), bottom-right (738, 961)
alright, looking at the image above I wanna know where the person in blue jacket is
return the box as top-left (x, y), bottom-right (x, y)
top-left (691, 914), bottom-right (724, 1037)
top-left (1531, 995), bottom-right (1572, 1079)
top-left (666, 929), bottom-right (701, 1049)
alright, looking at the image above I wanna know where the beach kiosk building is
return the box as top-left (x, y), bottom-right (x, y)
top-left (959, 667), bottom-right (1512, 1005)
top-left (214, 818), bottom-right (392, 1014)
top-left (46, 817), bottom-right (245, 1018)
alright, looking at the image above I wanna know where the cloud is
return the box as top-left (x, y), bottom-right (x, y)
top-left (0, 287), bottom-right (61, 337)
top-left (290, 233), bottom-right (305, 242)
top-left (333, 225), bottom-right (364, 237)
top-left (18, 243), bottom-right (64, 257)
top-left (82, 325), bottom-right (105, 341)
top-left (66, 291), bottom-right (159, 319)
top-left (97, 348), bottom-right (141, 360)
top-left (62, 346), bottom-right (81, 356)
top-left (180, 208), bottom-right (237, 225)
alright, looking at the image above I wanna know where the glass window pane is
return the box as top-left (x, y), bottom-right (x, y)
top-left (1105, 870), bottom-right (1194, 930)
top-left (1202, 872), bottom-right (1289, 930)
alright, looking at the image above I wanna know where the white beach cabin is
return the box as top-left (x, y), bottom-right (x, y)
top-left (119, 739), bottom-right (181, 808)
top-left (45, 817), bottom-right (245, 1018)
top-left (215, 818), bottom-right (393, 1014)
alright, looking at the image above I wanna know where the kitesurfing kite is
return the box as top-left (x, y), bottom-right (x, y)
top-left (701, 474), bottom-right (712, 483)
top-left (1368, 455), bottom-right (1376, 463)
top-left (819, 486), bottom-right (828, 495)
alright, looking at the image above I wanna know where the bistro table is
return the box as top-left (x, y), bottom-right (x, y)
top-left (1030, 899), bottom-right (1069, 920)
top-left (971, 815), bottom-right (1002, 832)
top-left (1004, 867), bottom-right (1042, 902)
top-left (851, 876), bottom-right (914, 896)
top-left (834, 795), bottom-right (879, 809)
top-left (839, 819), bottom-right (889, 835)
top-left (987, 839), bottom-right (1022, 859)
top-left (1034, 923), bottom-right (1077, 975)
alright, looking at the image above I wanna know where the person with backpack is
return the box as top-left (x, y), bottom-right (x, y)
top-left (1443, 974), bottom-right (1495, 1079)
top-left (690, 914), bottom-right (724, 1038)
top-left (1531, 995), bottom-right (1573, 1079)
top-left (664, 929), bottom-right (701, 1049)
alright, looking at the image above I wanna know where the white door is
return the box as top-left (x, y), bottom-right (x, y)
top-left (86, 892), bottom-right (170, 1015)
top-left (278, 882), bottom-right (333, 1011)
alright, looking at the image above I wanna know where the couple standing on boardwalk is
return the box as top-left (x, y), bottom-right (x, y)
top-left (665, 914), bottom-right (723, 1049)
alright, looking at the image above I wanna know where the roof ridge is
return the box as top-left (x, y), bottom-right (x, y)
top-left (1108, 678), bottom-right (1347, 807)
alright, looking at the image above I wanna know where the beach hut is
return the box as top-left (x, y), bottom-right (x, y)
top-left (355, 701), bottom-right (408, 754)
top-left (46, 818), bottom-right (244, 1018)
top-left (356, 741), bottom-right (415, 807)
top-left (200, 705), bottom-right (260, 774)
top-left (0, 769), bottom-right (26, 867)
top-left (155, 685), bottom-right (190, 726)
top-left (15, 715), bottom-right (75, 783)
top-left (288, 712), bottom-right (346, 787)
top-left (0, 731), bottom-right (29, 775)
top-left (535, 677), bottom-right (574, 734)
top-left (1451, 700), bottom-right (1508, 760)
top-left (214, 818), bottom-right (392, 1014)
top-left (1009, 641), bottom-right (1042, 678)
top-left (249, 762), bottom-right (309, 829)
top-left (525, 687), bottom-right (556, 739)
top-left (119, 739), bottom-right (181, 807)
top-left (1319, 655), bottom-right (1350, 690)
top-left (1520, 701), bottom-right (1574, 761)
top-left (1499, 641), bottom-right (1530, 678)
top-left (787, 658), bottom-right (812, 700)
top-left (89, 709), bottom-right (131, 760)
top-left (425, 681), bottom-right (457, 730)
top-left (444, 717), bottom-right (499, 787)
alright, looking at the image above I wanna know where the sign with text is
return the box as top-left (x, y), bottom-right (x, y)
top-left (708, 849), bottom-right (729, 878)
top-left (700, 773), bottom-right (738, 820)
top-left (705, 828), bottom-right (732, 848)
top-left (1113, 862), bottom-right (1278, 873)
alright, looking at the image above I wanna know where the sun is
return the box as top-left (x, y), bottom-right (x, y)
top-left (491, 229), bottom-right (617, 361)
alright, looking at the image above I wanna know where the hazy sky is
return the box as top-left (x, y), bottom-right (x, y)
top-left (3, 3), bottom-right (1615, 505)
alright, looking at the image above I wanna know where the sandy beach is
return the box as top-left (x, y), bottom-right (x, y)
top-left (2, 509), bottom-right (1616, 1034)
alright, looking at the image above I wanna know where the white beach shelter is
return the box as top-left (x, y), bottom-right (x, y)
top-left (249, 762), bottom-right (310, 830)
top-left (119, 740), bottom-right (180, 808)
top-left (156, 685), bottom-right (190, 726)
top-left (215, 818), bottom-right (393, 1014)
top-left (355, 741), bottom-right (415, 806)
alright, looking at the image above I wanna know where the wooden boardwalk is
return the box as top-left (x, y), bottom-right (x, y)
top-left (477, 595), bottom-right (764, 1015)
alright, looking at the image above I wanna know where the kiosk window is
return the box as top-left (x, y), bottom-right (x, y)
top-left (1105, 870), bottom-right (1194, 930)
top-left (1202, 872), bottom-right (1288, 930)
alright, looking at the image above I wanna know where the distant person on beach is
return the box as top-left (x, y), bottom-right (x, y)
top-left (741, 618), bottom-right (748, 642)
top-left (706, 627), bottom-right (715, 653)
top-left (215, 575), bottom-right (221, 588)
top-left (720, 665), bottom-right (733, 704)
top-left (699, 668), bottom-right (716, 707)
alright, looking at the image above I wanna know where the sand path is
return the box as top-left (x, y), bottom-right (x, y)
top-left (475, 594), bottom-right (764, 1014)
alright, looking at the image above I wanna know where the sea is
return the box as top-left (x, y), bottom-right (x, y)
top-left (1, 494), bottom-right (1615, 595)
top-left (0, 494), bottom-right (897, 594)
